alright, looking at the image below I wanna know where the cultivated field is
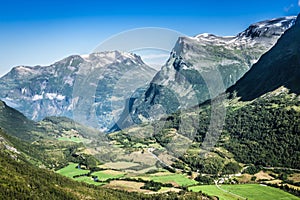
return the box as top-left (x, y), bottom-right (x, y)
top-left (99, 161), bottom-right (140, 170)
top-left (57, 136), bottom-right (88, 143)
top-left (139, 173), bottom-right (198, 187)
top-left (91, 170), bottom-right (125, 181)
top-left (56, 163), bottom-right (89, 178)
top-left (189, 184), bottom-right (300, 200)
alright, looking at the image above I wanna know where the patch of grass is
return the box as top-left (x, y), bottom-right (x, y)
top-left (189, 184), bottom-right (300, 200)
top-left (190, 185), bottom-right (238, 200)
top-left (57, 136), bottom-right (88, 143)
top-left (56, 163), bottom-right (89, 178)
top-left (132, 143), bottom-right (147, 148)
top-left (149, 174), bottom-right (198, 187)
top-left (91, 170), bottom-right (125, 181)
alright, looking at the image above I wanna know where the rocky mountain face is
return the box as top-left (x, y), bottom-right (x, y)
top-left (227, 14), bottom-right (300, 100)
top-left (0, 51), bottom-right (156, 131)
top-left (112, 16), bottom-right (296, 131)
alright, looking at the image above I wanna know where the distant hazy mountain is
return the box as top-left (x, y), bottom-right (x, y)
top-left (227, 15), bottom-right (300, 100)
top-left (112, 16), bottom-right (296, 131)
top-left (0, 51), bottom-right (156, 131)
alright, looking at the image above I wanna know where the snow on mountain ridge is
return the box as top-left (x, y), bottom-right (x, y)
top-left (193, 16), bottom-right (296, 48)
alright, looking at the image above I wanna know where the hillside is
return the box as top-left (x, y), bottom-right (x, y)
top-left (110, 89), bottom-right (300, 172)
top-left (0, 99), bottom-right (95, 169)
top-left (0, 106), bottom-right (209, 199)
top-left (0, 136), bottom-right (207, 200)
top-left (0, 100), bottom-right (40, 141)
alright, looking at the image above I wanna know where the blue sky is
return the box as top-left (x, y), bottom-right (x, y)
top-left (0, 0), bottom-right (299, 75)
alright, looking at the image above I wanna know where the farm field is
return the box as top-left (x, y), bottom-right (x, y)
top-left (99, 161), bottom-right (140, 170)
top-left (145, 173), bottom-right (198, 187)
top-left (56, 164), bottom-right (300, 198)
top-left (189, 184), bottom-right (300, 200)
top-left (56, 163), bottom-right (126, 184)
top-left (103, 180), bottom-right (181, 194)
top-left (57, 136), bottom-right (88, 143)
top-left (91, 170), bottom-right (125, 181)
top-left (103, 180), bottom-right (147, 192)
top-left (56, 163), bottom-right (89, 178)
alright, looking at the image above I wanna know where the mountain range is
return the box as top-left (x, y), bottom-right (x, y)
top-left (0, 51), bottom-right (156, 131)
top-left (111, 16), bottom-right (297, 131)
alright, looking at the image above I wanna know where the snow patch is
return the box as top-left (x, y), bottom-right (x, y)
top-left (80, 54), bottom-right (90, 61)
top-left (45, 93), bottom-right (65, 101)
top-left (56, 94), bottom-right (65, 101)
top-left (64, 76), bottom-right (74, 86)
top-left (198, 33), bottom-right (209, 37)
top-left (32, 94), bottom-right (43, 101)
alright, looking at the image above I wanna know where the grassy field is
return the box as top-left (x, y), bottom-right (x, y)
top-left (56, 163), bottom-right (89, 178)
top-left (57, 136), bottom-right (87, 143)
top-left (91, 170), bottom-right (125, 181)
top-left (148, 173), bottom-right (198, 187)
top-left (189, 184), bottom-right (300, 200)
top-left (57, 164), bottom-right (126, 185)
top-left (74, 176), bottom-right (106, 186)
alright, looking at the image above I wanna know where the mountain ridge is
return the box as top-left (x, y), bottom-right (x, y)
top-left (0, 51), bottom-right (157, 131)
top-left (227, 14), bottom-right (300, 100)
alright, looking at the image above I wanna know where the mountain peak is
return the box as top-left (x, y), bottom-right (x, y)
top-left (237, 16), bottom-right (296, 39)
top-left (0, 49), bottom-right (156, 130)
top-left (80, 51), bottom-right (145, 66)
top-left (227, 14), bottom-right (300, 100)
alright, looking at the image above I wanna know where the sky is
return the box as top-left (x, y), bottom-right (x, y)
top-left (0, 0), bottom-right (300, 76)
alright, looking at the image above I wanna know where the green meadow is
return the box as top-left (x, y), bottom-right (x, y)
top-left (189, 184), bottom-right (300, 200)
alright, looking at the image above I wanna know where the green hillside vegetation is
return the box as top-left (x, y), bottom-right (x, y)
top-left (0, 129), bottom-right (88, 169)
top-left (0, 101), bottom-right (103, 170)
top-left (224, 92), bottom-right (300, 167)
top-left (168, 91), bottom-right (299, 171)
top-left (109, 89), bottom-right (300, 174)
top-left (38, 116), bottom-right (99, 140)
top-left (0, 101), bottom-right (40, 141)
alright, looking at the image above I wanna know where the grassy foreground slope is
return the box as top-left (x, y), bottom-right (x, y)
top-left (0, 146), bottom-right (210, 200)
